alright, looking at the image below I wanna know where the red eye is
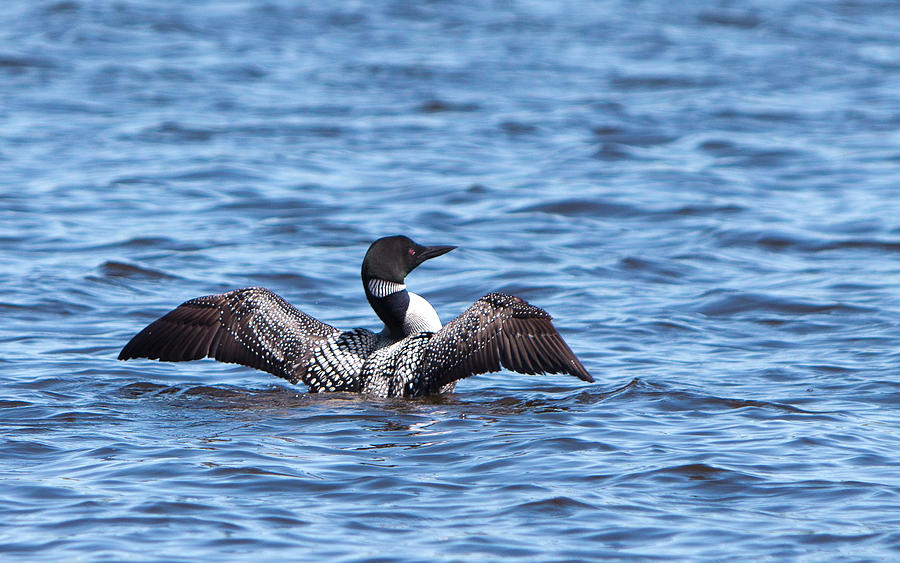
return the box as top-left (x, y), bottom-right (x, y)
top-left (408, 248), bottom-right (415, 256)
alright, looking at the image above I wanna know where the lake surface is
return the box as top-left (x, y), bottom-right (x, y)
top-left (3, 0), bottom-right (900, 560)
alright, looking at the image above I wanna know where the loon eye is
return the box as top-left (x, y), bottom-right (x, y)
top-left (408, 248), bottom-right (415, 256)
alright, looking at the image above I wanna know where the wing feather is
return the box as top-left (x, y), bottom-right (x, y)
top-left (417, 292), bottom-right (593, 394)
top-left (119, 287), bottom-right (339, 383)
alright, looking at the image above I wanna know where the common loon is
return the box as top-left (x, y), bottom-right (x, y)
top-left (118, 235), bottom-right (593, 397)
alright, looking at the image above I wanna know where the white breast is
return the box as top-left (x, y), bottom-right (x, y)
top-left (403, 292), bottom-right (443, 334)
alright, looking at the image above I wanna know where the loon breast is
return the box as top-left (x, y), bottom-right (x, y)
top-left (403, 292), bottom-right (442, 335)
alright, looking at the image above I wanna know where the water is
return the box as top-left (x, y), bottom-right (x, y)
top-left (3, 0), bottom-right (900, 559)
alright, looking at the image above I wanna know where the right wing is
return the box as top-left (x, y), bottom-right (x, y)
top-left (414, 292), bottom-right (593, 396)
top-left (118, 287), bottom-right (340, 383)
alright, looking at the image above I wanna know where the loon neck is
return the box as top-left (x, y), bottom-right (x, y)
top-left (364, 277), bottom-right (409, 340)
top-left (366, 278), bottom-right (406, 298)
top-left (363, 277), bottom-right (442, 341)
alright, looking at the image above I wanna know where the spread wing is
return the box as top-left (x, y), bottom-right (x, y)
top-left (118, 287), bottom-right (340, 383)
top-left (416, 292), bottom-right (593, 394)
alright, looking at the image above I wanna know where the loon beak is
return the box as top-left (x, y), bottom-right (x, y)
top-left (415, 244), bottom-right (456, 265)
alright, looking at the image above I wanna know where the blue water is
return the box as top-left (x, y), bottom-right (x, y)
top-left (3, 0), bottom-right (900, 559)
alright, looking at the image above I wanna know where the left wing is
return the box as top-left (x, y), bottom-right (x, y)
top-left (118, 287), bottom-right (340, 383)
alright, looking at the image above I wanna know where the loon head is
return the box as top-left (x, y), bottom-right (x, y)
top-left (361, 235), bottom-right (455, 285)
top-left (362, 236), bottom-right (455, 339)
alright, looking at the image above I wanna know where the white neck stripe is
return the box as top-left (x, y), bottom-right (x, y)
top-left (367, 278), bottom-right (407, 298)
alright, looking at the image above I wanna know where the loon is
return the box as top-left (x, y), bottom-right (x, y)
top-left (118, 235), bottom-right (593, 397)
